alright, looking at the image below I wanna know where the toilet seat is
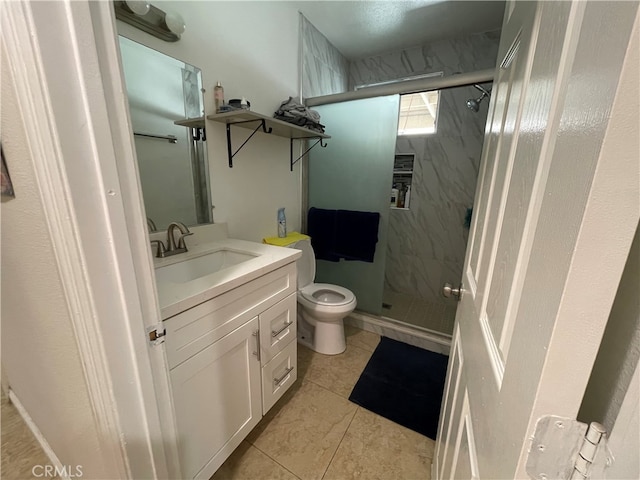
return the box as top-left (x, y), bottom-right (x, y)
top-left (300, 283), bottom-right (355, 306)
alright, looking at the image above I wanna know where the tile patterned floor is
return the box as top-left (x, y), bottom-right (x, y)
top-left (214, 325), bottom-right (436, 480)
top-left (1, 327), bottom-right (436, 480)
top-left (1, 392), bottom-right (59, 480)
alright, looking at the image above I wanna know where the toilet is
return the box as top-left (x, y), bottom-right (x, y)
top-left (291, 239), bottom-right (357, 355)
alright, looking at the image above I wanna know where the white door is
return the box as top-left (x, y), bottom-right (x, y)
top-left (434, 1), bottom-right (639, 478)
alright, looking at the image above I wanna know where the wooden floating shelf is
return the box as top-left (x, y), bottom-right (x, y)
top-left (206, 110), bottom-right (330, 140)
top-left (174, 116), bottom-right (205, 128)
top-left (204, 110), bottom-right (330, 170)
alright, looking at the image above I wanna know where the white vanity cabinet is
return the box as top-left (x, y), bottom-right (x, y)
top-left (163, 262), bottom-right (298, 479)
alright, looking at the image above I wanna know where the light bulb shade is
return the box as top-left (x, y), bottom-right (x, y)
top-left (125, 0), bottom-right (150, 16)
top-left (164, 11), bottom-right (186, 35)
top-left (114, 1), bottom-right (182, 42)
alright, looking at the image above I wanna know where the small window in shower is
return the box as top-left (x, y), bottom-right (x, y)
top-left (397, 91), bottom-right (440, 136)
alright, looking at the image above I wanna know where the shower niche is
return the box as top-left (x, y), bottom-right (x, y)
top-left (390, 153), bottom-right (414, 210)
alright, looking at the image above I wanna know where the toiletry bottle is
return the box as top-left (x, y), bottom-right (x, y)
top-left (391, 185), bottom-right (399, 207)
top-left (277, 208), bottom-right (287, 238)
top-left (404, 184), bottom-right (411, 209)
top-left (214, 81), bottom-right (224, 113)
top-left (397, 184), bottom-right (405, 208)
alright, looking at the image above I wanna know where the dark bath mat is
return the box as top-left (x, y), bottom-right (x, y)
top-left (349, 337), bottom-right (449, 440)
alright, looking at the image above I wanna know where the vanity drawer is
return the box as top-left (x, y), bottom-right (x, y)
top-left (259, 293), bottom-right (297, 365)
top-left (165, 263), bottom-right (295, 369)
top-left (261, 339), bottom-right (297, 414)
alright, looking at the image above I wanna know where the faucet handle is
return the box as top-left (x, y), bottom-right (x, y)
top-left (177, 232), bottom-right (194, 250)
top-left (150, 239), bottom-right (167, 258)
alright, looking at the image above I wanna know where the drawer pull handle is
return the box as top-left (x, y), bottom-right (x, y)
top-left (273, 366), bottom-right (294, 386)
top-left (272, 320), bottom-right (293, 337)
top-left (252, 330), bottom-right (261, 362)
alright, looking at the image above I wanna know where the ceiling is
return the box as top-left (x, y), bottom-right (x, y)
top-left (292, 0), bottom-right (506, 60)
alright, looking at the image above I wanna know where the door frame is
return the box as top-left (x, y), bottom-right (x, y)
top-left (2, 1), bottom-right (176, 477)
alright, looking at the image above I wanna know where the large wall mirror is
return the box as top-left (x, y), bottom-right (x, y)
top-left (118, 36), bottom-right (212, 231)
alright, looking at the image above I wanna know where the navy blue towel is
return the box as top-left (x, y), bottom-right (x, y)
top-left (307, 207), bottom-right (340, 262)
top-left (334, 210), bottom-right (380, 263)
top-left (307, 207), bottom-right (380, 263)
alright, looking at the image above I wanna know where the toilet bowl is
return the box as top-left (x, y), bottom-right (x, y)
top-left (290, 239), bottom-right (356, 355)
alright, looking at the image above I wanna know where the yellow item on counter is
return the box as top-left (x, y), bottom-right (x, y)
top-left (262, 232), bottom-right (310, 247)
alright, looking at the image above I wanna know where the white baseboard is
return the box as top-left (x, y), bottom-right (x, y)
top-left (346, 311), bottom-right (451, 356)
top-left (7, 389), bottom-right (68, 480)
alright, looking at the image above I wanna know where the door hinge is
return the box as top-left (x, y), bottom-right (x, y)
top-left (146, 324), bottom-right (166, 346)
top-left (570, 422), bottom-right (612, 480)
top-left (526, 416), bottom-right (613, 480)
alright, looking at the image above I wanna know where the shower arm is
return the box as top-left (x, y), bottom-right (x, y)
top-left (473, 84), bottom-right (491, 97)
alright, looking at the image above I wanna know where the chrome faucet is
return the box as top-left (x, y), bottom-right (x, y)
top-left (150, 222), bottom-right (193, 258)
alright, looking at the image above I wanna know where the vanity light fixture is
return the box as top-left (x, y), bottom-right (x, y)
top-left (114, 1), bottom-right (185, 42)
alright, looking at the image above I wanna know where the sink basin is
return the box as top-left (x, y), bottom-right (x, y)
top-left (155, 249), bottom-right (258, 284)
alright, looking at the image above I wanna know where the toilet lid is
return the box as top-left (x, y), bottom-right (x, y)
top-left (300, 283), bottom-right (355, 306)
top-left (294, 239), bottom-right (315, 288)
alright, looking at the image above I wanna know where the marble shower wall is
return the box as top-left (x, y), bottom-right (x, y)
top-left (301, 14), bottom-right (349, 99)
top-left (368, 33), bottom-right (500, 305)
top-left (349, 31), bottom-right (501, 89)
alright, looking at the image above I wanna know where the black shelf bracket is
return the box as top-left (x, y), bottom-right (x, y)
top-left (226, 119), bottom-right (273, 168)
top-left (290, 137), bottom-right (327, 171)
top-left (190, 126), bottom-right (206, 142)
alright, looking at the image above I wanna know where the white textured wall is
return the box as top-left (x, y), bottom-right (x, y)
top-left (579, 223), bottom-right (640, 431)
top-left (0, 46), bottom-right (110, 477)
top-left (117, 1), bottom-right (303, 241)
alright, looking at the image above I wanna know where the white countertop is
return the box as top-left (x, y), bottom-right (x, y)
top-left (154, 238), bottom-right (301, 320)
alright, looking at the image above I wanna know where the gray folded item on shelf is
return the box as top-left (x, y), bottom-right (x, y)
top-left (275, 97), bottom-right (322, 123)
top-left (273, 115), bottom-right (325, 133)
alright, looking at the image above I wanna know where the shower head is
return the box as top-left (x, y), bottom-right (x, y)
top-left (466, 97), bottom-right (481, 112)
top-left (466, 84), bottom-right (491, 112)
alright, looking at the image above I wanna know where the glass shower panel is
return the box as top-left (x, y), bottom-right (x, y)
top-left (309, 96), bottom-right (400, 315)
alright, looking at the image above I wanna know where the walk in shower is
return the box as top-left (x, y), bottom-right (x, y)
top-left (308, 82), bottom-right (491, 338)
top-left (383, 83), bottom-right (490, 336)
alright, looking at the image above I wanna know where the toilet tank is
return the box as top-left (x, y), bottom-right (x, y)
top-left (290, 239), bottom-right (315, 289)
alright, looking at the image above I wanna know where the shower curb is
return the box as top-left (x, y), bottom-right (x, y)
top-left (346, 311), bottom-right (451, 356)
